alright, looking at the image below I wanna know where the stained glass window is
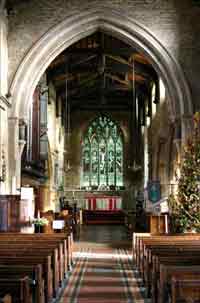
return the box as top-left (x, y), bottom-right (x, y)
top-left (81, 115), bottom-right (123, 188)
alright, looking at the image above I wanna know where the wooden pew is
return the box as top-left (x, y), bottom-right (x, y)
top-left (0, 255), bottom-right (52, 303)
top-left (0, 232), bottom-right (71, 276)
top-left (146, 245), bottom-right (200, 300)
top-left (0, 232), bottom-right (73, 301)
top-left (137, 235), bottom-right (200, 278)
top-left (0, 276), bottom-right (31, 303)
top-left (133, 234), bottom-right (200, 303)
top-left (144, 242), bottom-right (200, 287)
top-left (0, 246), bottom-right (59, 298)
top-left (156, 263), bottom-right (200, 303)
top-left (0, 241), bottom-right (61, 290)
top-left (0, 232), bottom-right (72, 271)
top-left (0, 264), bottom-right (44, 303)
top-left (0, 237), bottom-right (66, 275)
top-left (132, 232), bottom-right (150, 264)
top-left (0, 293), bottom-right (12, 303)
top-left (156, 265), bottom-right (200, 303)
top-left (171, 272), bottom-right (200, 303)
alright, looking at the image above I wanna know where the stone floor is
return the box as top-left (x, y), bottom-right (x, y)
top-left (74, 224), bottom-right (132, 248)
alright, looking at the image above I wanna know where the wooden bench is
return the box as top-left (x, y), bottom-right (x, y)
top-left (145, 244), bottom-right (200, 300)
top-left (136, 235), bottom-right (200, 278)
top-left (0, 276), bottom-right (31, 303)
top-left (0, 233), bottom-right (73, 302)
top-left (0, 241), bottom-right (62, 291)
top-left (133, 234), bottom-right (200, 303)
top-left (0, 255), bottom-right (52, 303)
top-left (171, 272), bottom-right (200, 303)
top-left (0, 293), bottom-right (12, 303)
top-left (0, 246), bottom-right (59, 297)
top-left (0, 264), bottom-right (44, 303)
top-left (0, 232), bottom-right (73, 270)
top-left (155, 261), bottom-right (200, 303)
top-left (144, 242), bottom-right (200, 287)
top-left (135, 234), bottom-right (200, 272)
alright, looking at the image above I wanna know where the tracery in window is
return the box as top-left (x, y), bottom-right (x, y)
top-left (81, 115), bottom-right (123, 188)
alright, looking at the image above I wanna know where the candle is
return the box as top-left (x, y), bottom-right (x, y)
top-left (165, 214), bottom-right (168, 234)
top-left (37, 210), bottom-right (40, 218)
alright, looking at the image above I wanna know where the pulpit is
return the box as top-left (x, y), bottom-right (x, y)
top-left (0, 195), bottom-right (21, 231)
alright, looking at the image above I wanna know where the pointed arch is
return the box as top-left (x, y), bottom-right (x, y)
top-left (9, 7), bottom-right (192, 128)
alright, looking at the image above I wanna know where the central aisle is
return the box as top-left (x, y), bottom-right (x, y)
top-left (59, 225), bottom-right (151, 303)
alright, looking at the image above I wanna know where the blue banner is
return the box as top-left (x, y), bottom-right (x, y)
top-left (148, 181), bottom-right (161, 203)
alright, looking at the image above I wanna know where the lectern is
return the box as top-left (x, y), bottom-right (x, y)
top-left (146, 213), bottom-right (168, 234)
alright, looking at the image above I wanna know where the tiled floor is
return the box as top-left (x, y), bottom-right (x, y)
top-left (58, 225), bottom-right (150, 303)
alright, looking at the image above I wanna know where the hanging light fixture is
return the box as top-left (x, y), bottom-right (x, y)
top-left (65, 70), bottom-right (71, 172)
top-left (128, 55), bottom-right (141, 172)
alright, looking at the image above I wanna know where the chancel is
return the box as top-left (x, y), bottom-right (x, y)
top-left (0, 1), bottom-right (200, 302)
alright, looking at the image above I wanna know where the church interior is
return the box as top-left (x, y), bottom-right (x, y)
top-left (0, 0), bottom-right (200, 302)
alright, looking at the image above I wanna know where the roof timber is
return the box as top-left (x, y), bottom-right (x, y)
top-left (48, 53), bottom-right (156, 80)
top-left (46, 31), bottom-right (158, 112)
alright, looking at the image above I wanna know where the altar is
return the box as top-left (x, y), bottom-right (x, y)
top-left (83, 195), bottom-right (124, 224)
top-left (85, 195), bottom-right (122, 210)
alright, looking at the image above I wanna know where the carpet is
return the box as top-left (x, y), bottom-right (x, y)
top-left (59, 247), bottom-right (151, 303)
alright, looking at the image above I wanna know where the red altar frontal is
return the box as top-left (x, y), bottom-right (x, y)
top-left (85, 196), bottom-right (122, 210)
top-left (83, 196), bottom-right (124, 224)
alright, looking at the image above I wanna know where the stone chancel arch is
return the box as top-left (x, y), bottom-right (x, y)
top-left (8, 7), bottom-right (192, 193)
top-left (10, 8), bottom-right (192, 121)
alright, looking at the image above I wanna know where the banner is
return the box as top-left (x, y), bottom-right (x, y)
top-left (147, 181), bottom-right (161, 203)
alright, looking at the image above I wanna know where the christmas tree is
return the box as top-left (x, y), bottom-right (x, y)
top-left (169, 112), bottom-right (200, 233)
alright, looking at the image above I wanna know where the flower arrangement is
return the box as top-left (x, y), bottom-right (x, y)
top-left (168, 112), bottom-right (200, 233)
top-left (32, 217), bottom-right (49, 226)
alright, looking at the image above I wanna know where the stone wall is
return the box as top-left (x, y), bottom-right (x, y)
top-left (6, 0), bottom-right (199, 109)
top-left (149, 99), bottom-right (178, 198)
top-left (43, 81), bottom-right (65, 211)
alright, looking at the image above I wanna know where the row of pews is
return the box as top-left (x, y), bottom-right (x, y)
top-left (0, 232), bottom-right (73, 303)
top-left (133, 232), bottom-right (200, 303)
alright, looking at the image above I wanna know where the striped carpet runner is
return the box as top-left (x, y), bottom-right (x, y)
top-left (59, 247), bottom-right (151, 303)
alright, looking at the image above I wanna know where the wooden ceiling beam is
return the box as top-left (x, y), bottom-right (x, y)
top-left (59, 83), bottom-right (138, 101)
top-left (71, 103), bottom-right (132, 112)
top-left (57, 77), bottom-right (148, 99)
top-left (105, 73), bottom-right (129, 86)
top-left (51, 66), bottom-right (148, 89)
top-left (48, 49), bottom-right (155, 72)
top-left (58, 76), bottom-right (100, 98)
top-left (71, 54), bottom-right (98, 67)
top-left (66, 46), bottom-right (135, 57)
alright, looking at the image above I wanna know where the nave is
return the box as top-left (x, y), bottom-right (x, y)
top-left (58, 225), bottom-right (150, 303)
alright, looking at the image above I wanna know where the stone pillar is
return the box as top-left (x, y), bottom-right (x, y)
top-left (0, 7), bottom-right (8, 96)
top-left (0, 9), bottom-right (9, 194)
top-left (181, 115), bottom-right (193, 145)
top-left (143, 125), bottom-right (149, 189)
top-left (8, 117), bottom-right (20, 194)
